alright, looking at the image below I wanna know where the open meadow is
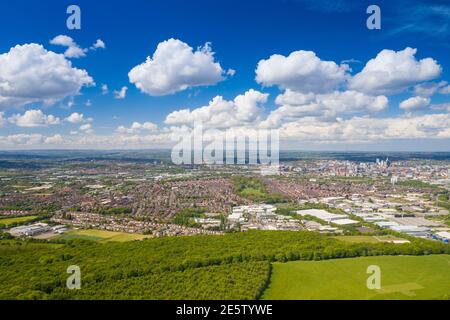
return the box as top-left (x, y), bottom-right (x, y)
top-left (59, 229), bottom-right (150, 242)
top-left (0, 216), bottom-right (38, 227)
top-left (262, 255), bottom-right (450, 300)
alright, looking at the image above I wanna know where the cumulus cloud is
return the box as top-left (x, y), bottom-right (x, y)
top-left (91, 39), bottom-right (106, 50)
top-left (116, 121), bottom-right (158, 134)
top-left (165, 89), bottom-right (268, 129)
top-left (0, 131), bottom-right (172, 149)
top-left (3, 43), bottom-right (450, 150)
top-left (0, 44), bottom-right (94, 109)
top-left (1, 134), bottom-right (44, 146)
top-left (399, 96), bottom-right (431, 111)
top-left (413, 81), bottom-right (450, 97)
top-left (279, 113), bottom-right (450, 143)
top-left (79, 123), bottom-right (93, 134)
top-left (8, 109), bottom-right (60, 127)
top-left (50, 35), bottom-right (106, 58)
top-left (2, 112), bottom-right (450, 149)
top-left (44, 134), bottom-right (64, 144)
top-left (50, 35), bottom-right (86, 58)
top-left (349, 47), bottom-right (441, 95)
top-left (65, 112), bottom-right (91, 124)
top-left (113, 86), bottom-right (128, 99)
top-left (129, 38), bottom-right (226, 96)
top-left (262, 90), bottom-right (388, 128)
top-left (255, 50), bottom-right (350, 93)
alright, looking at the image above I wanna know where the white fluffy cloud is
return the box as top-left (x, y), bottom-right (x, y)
top-left (79, 123), bottom-right (93, 134)
top-left (255, 50), bottom-right (350, 93)
top-left (0, 132), bottom-right (172, 149)
top-left (413, 81), bottom-right (450, 97)
top-left (165, 89), bottom-right (268, 129)
top-left (8, 109), bottom-right (60, 127)
top-left (65, 112), bottom-right (91, 124)
top-left (2, 112), bottom-right (450, 149)
top-left (50, 35), bottom-right (106, 58)
top-left (399, 96), bottom-right (431, 111)
top-left (91, 39), bottom-right (106, 50)
top-left (349, 47), bottom-right (441, 95)
top-left (0, 44), bottom-right (94, 109)
top-left (262, 90), bottom-right (388, 128)
top-left (129, 38), bottom-right (226, 96)
top-left (113, 86), bottom-right (128, 99)
top-left (50, 35), bottom-right (86, 58)
top-left (1, 134), bottom-right (44, 146)
top-left (44, 134), bottom-right (64, 144)
top-left (2, 44), bottom-right (450, 150)
top-left (116, 121), bottom-right (158, 134)
top-left (279, 113), bottom-right (450, 143)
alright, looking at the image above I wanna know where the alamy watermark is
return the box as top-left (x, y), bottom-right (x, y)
top-left (66, 265), bottom-right (81, 290)
top-left (67, 5), bottom-right (81, 30)
top-left (367, 5), bottom-right (381, 30)
top-left (366, 265), bottom-right (381, 290)
top-left (170, 121), bottom-right (280, 174)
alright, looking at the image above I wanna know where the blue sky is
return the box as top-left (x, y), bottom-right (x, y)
top-left (1, 0), bottom-right (450, 150)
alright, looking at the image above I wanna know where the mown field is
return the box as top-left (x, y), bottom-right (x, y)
top-left (0, 231), bottom-right (449, 300)
top-left (59, 229), bottom-right (150, 242)
top-left (0, 215), bottom-right (38, 228)
top-left (263, 255), bottom-right (450, 300)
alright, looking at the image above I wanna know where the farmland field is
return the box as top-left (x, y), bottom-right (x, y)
top-left (59, 229), bottom-right (150, 242)
top-left (262, 255), bottom-right (450, 300)
top-left (0, 215), bottom-right (38, 227)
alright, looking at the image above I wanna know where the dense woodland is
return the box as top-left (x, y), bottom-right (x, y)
top-left (1, 230), bottom-right (449, 300)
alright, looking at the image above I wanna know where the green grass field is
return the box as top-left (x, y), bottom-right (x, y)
top-left (334, 235), bottom-right (409, 244)
top-left (263, 255), bottom-right (450, 300)
top-left (59, 229), bottom-right (150, 242)
top-left (0, 215), bottom-right (38, 227)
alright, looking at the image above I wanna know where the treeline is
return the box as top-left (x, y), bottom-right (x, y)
top-left (171, 208), bottom-right (206, 227)
top-left (0, 230), bottom-right (449, 300)
top-left (397, 180), bottom-right (442, 190)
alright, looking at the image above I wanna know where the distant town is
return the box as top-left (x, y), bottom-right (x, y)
top-left (1, 151), bottom-right (449, 245)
